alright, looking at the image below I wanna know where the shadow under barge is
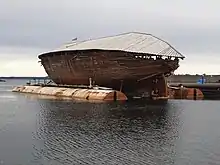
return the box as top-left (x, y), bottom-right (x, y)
top-left (38, 32), bottom-right (185, 100)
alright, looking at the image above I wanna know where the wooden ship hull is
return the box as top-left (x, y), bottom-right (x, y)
top-left (38, 32), bottom-right (185, 99)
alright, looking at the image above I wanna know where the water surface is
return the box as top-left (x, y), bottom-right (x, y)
top-left (0, 79), bottom-right (220, 165)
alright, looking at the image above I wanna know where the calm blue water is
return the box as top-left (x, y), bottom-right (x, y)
top-left (0, 79), bottom-right (220, 165)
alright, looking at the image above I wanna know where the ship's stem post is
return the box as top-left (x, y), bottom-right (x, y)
top-left (151, 74), bottom-right (168, 99)
top-left (158, 74), bottom-right (168, 97)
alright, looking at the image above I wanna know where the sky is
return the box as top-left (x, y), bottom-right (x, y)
top-left (1, 0), bottom-right (220, 76)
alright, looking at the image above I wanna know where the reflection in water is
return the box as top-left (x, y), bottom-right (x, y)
top-left (1, 80), bottom-right (220, 165)
top-left (32, 99), bottom-right (182, 165)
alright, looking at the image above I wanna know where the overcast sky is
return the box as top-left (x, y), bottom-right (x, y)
top-left (1, 0), bottom-right (220, 76)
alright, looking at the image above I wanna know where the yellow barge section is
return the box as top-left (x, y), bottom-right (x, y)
top-left (12, 85), bottom-right (128, 101)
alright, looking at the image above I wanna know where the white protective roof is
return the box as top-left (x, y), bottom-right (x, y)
top-left (42, 32), bottom-right (184, 58)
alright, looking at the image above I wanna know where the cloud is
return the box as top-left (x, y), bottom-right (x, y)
top-left (1, 0), bottom-right (220, 52)
top-left (1, 0), bottom-right (220, 76)
top-left (176, 53), bottom-right (220, 75)
top-left (0, 60), bottom-right (46, 77)
top-left (0, 46), bottom-right (46, 60)
top-left (0, 46), bottom-right (46, 76)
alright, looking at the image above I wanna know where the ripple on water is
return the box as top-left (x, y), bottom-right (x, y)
top-left (0, 95), bottom-right (18, 102)
top-left (1, 84), bottom-right (219, 165)
top-left (30, 100), bottom-right (182, 165)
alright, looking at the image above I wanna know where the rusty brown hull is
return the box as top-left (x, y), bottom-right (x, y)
top-left (39, 50), bottom-right (179, 94)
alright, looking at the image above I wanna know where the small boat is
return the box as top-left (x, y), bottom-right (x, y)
top-left (0, 79), bottom-right (6, 82)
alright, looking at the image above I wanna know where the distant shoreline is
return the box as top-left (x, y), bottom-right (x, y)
top-left (1, 74), bottom-right (220, 83)
top-left (1, 74), bottom-right (220, 79)
top-left (0, 77), bottom-right (48, 79)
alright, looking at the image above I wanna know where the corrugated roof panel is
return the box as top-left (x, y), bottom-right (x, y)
top-left (41, 32), bottom-right (184, 58)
